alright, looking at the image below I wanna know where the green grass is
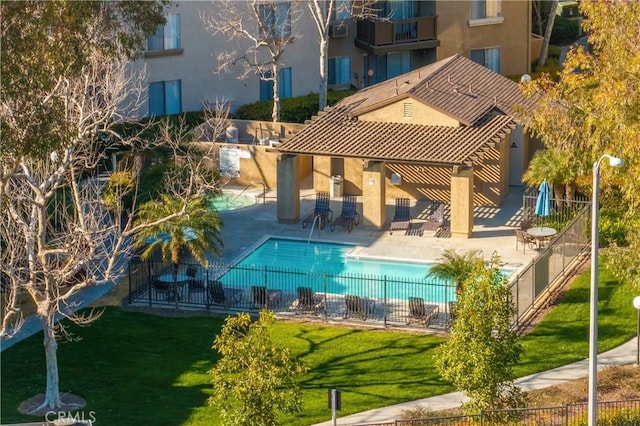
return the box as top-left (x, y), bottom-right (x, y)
top-left (2, 260), bottom-right (637, 425)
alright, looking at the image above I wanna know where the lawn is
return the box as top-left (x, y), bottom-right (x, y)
top-left (1, 260), bottom-right (638, 425)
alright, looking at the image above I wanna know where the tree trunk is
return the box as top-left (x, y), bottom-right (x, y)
top-left (538, 0), bottom-right (559, 67)
top-left (40, 316), bottom-right (63, 411)
top-left (272, 64), bottom-right (280, 123)
top-left (553, 183), bottom-right (564, 211)
top-left (318, 36), bottom-right (329, 112)
top-left (533, 0), bottom-right (543, 35)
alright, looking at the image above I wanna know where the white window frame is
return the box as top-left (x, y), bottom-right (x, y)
top-left (469, 0), bottom-right (504, 26)
top-left (147, 14), bottom-right (181, 51)
top-left (470, 47), bottom-right (500, 73)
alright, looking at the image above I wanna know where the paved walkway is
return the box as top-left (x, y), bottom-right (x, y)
top-left (313, 338), bottom-right (639, 425)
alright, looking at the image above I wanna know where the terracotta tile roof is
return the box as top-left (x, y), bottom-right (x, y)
top-left (277, 54), bottom-right (532, 165)
top-left (279, 104), bottom-right (515, 166)
top-left (345, 54), bottom-right (534, 125)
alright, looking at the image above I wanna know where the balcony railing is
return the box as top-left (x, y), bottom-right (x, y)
top-left (356, 16), bottom-right (437, 50)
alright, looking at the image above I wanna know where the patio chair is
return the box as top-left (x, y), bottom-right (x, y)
top-left (330, 195), bottom-right (360, 232)
top-left (302, 192), bottom-right (333, 230)
top-left (344, 295), bottom-right (375, 320)
top-left (407, 297), bottom-right (439, 327)
top-left (187, 279), bottom-right (206, 303)
top-left (252, 285), bottom-right (282, 309)
top-left (515, 229), bottom-right (536, 254)
top-left (296, 286), bottom-right (325, 314)
top-left (207, 280), bottom-right (242, 307)
top-left (186, 266), bottom-right (197, 278)
top-left (389, 198), bottom-right (412, 235)
top-left (420, 202), bottom-right (445, 235)
top-left (152, 277), bottom-right (171, 301)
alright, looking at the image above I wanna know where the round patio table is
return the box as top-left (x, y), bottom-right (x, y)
top-left (157, 273), bottom-right (190, 300)
top-left (526, 227), bottom-right (557, 248)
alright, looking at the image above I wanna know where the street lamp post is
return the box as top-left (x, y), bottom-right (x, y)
top-left (633, 296), bottom-right (640, 367)
top-left (588, 154), bottom-right (623, 426)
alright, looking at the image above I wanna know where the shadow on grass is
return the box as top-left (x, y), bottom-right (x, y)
top-left (1, 307), bottom-right (224, 425)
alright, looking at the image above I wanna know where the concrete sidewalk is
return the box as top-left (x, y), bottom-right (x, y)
top-left (312, 338), bottom-right (639, 425)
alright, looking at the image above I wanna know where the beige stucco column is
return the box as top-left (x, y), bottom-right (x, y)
top-left (313, 155), bottom-right (332, 193)
top-left (362, 161), bottom-right (386, 229)
top-left (276, 154), bottom-right (300, 223)
top-left (450, 165), bottom-right (474, 239)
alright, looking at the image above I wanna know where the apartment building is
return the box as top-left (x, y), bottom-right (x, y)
top-left (131, 0), bottom-right (532, 118)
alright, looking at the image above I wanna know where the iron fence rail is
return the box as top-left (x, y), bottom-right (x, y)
top-left (128, 197), bottom-right (591, 331)
top-left (357, 398), bottom-right (640, 425)
top-left (509, 204), bottom-right (590, 328)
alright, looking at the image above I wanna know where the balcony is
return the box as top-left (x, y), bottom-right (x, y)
top-left (355, 16), bottom-right (439, 54)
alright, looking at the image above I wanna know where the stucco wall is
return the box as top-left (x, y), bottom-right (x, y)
top-left (129, 1), bottom-right (321, 117)
top-left (436, 1), bottom-right (531, 76)
top-left (359, 98), bottom-right (461, 126)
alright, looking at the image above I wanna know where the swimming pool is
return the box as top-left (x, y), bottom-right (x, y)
top-left (218, 238), bottom-right (460, 304)
top-left (208, 192), bottom-right (256, 211)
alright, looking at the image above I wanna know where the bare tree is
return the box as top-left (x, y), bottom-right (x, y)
top-left (538, 0), bottom-right (559, 67)
top-left (307, 0), bottom-right (378, 111)
top-left (0, 44), bottom-right (228, 412)
top-left (202, 0), bottom-right (303, 122)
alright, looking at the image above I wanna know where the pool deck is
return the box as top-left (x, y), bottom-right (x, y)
top-left (209, 185), bottom-right (536, 276)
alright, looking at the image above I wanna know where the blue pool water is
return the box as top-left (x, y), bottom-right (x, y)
top-left (208, 192), bottom-right (255, 211)
top-left (219, 238), bottom-right (463, 303)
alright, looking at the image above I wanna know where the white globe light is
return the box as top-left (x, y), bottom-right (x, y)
top-left (633, 296), bottom-right (640, 310)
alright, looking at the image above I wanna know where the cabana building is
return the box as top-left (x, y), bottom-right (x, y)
top-left (274, 54), bottom-right (538, 238)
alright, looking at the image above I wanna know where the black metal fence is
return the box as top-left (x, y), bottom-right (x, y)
top-left (360, 398), bottom-right (640, 425)
top-left (127, 191), bottom-right (591, 331)
top-left (522, 187), bottom-right (590, 228)
top-left (127, 258), bottom-right (456, 330)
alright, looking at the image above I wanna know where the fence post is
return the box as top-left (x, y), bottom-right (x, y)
top-left (128, 261), bottom-right (132, 305)
top-left (205, 267), bottom-right (210, 311)
top-left (384, 276), bottom-right (387, 327)
top-left (323, 272), bottom-right (328, 322)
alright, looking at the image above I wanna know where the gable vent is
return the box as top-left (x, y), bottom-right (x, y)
top-left (403, 102), bottom-right (414, 118)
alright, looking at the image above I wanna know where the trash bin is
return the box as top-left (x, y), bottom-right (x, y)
top-left (330, 175), bottom-right (343, 198)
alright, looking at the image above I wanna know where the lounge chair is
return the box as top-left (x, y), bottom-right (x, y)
top-left (252, 285), bottom-right (282, 309)
top-left (302, 192), bottom-right (333, 230)
top-left (389, 198), bottom-right (412, 235)
top-left (515, 229), bottom-right (536, 254)
top-left (344, 295), bottom-right (375, 320)
top-left (420, 202), bottom-right (445, 235)
top-left (407, 297), bottom-right (439, 327)
top-left (207, 280), bottom-right (242, 307)
top-left (330, 195), bottom-right (359, 232)
top-left (296, 286), bottom-right (324, 314)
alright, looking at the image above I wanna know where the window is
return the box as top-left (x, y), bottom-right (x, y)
top-left (470, 47), bottom-right (500, 73)
top-left (386, 51), bottom-right (411, 79)
top-left (258, 2), bottom-right (291, 38)
top-left (148, 80), bottom-right (182, 116)
top-left (328, 56), bottom-right (351, 85)
top-left (377, 0), bottom-right (413, 20)
top-left (471, 0), bottom-right (501, 19)
top-left (259, 68), bottom-right (292, 101)
top-left (333, 0), bottom-right (351, 21)
top-left (147, 14), bottom-right (180, 51)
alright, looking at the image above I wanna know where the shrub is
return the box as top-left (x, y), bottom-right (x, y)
top-left (550, 17), bottom-right (581, 45)
top-left (236, 90), bottom-right (356, 123)
top-left (598, 210), bottom-right (628, 247)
